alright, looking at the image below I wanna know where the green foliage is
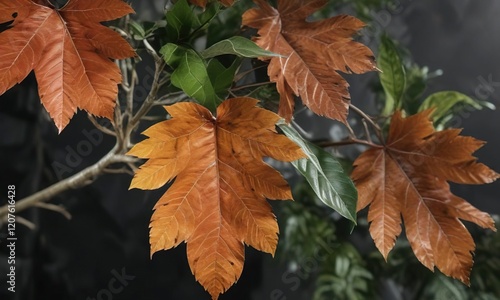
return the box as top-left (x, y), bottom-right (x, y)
top-left (280, 124), bottom-right (358, 224)
top-left (279, 183), bottom-right (374, 300)
top-left (419, 91), bottom-right (495, 129)
top-left (378, 35), bottom-right (406, 116)
top-left (165, 0), bottom-right (195, 42)
top-left (201, 36), bottom-right (278, 58)
top-left (314, 244), bottom-right (374, 300)
top-left (280, 188), bottom-right (338, 265)
top-left (376, 35), bottom-right (494, 121)
top-left (206, 58), bottom-right (240, 99)
top-left (206, 0), bottom-right (254, 46)
top-left (366, 223), bottom-right (500, 300)
top-left (161, 43), bottom-right (221, 111)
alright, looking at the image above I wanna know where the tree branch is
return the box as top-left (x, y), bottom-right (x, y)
top-left (0, 145), bottom-right (126, 222)
top-left (349, 103), bottom-right (385, 144)
top-left (34, 202), bottom-right (72, 220)
top-left (0, 38), bottom-right (183, 225)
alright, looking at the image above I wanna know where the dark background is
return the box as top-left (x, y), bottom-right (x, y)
top-left (1, 0), bottom-right (499, 299)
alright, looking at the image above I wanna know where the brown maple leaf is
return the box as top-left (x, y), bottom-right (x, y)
top-left (242, 0), bottom-right (377, 123)
top-left (0, 0), bottom-right (135, 132)
top-left (189, 0), bottom-right (234, 8)
top-left (127, 97), bottom-right (305, 299)
top-left (352, 110), bottom-right (499, 284)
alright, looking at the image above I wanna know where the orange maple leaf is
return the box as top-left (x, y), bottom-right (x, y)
top-left (128, 97), bottom-right (305, 299)
top-left (352, 110), bottom-right (499, 284)
top-left (242, 0), bottom-right (377, 123)
top-left (0, 0), bottom-right (135, 132)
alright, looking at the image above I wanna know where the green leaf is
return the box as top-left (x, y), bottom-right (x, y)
top-left (379, 35), bottom-right (406, 116)
top-left (195, 2), bottom-right (221, 28)
top-left (129, 20), bottom-right (167, 41)
top-left (160, 43), bottom-right (220, 111)
top-left (206, 0), bottom-right (255, 47)
top-left (201, 36), bottom-right (279, 59)
top-left (279, 125), bottom-right (358, 224)
top-left (401, 65), bottom-right (430, 114)
top-left (165, 0), bottom-right (195, 42)
top-left (207, 58), bottom-right (241, 99)
top-left (419, 91), bottom-right (494, 128)
top-left (129, 20), bottom-right (146, 40)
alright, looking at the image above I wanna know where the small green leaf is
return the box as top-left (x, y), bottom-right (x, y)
top-left (165, 0), bottom-right (195, 42)
top-left (201, 36), bottom-right (279, 59)
top-left (419, 91), bottom-right (494, 128)
top-left (160, 43), bottom-right (220, 111)
top-left (207, 58), bottom-right (241, 99)
top-left (143, 20), bottom-right (167, 37)
top-left (279, 125), bottom-right (358, 224)
top-left (379, 35), bottom-right (406, 116)
top-left (129, 20), bottom-right (146, 40)
top-left (206, 0), bottom-right (255, 47)
top-left (195, 2), bottom-right (221, 28)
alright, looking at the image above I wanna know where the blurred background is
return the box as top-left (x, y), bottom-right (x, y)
top-left (1, 0), bottom-right (499, 299)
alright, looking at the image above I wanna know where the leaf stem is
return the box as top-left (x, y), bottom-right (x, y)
top-left (87, 114), bottom-right (116, 136)
top-left (233, 64), bottom-right (268, 82)
top-left (349, 103), bottom-right (385, 144)
top-left (361, 119), bottom-right (372, 143)
top-left (318, 138), bottom-right (383, 149)
top-left (230, 81), bottom-right (272, 92)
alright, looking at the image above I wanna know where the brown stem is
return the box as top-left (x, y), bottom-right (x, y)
top-left (318, 138), bottom-right (383, 149)
top-left (230, 81), bottom-right (272, 92)
top-left (349, 103), bottom-right (385, 144)
top-left (0, 146), bottom-right (124, 221)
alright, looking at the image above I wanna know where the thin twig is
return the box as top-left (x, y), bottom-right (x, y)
top-left (110, 26), bottom-right (130, 39)
top-left (318, 138), bottom-right (383, 149)
top-left (155, 91), bottom-right (186, 105)
top-left (230, 81), bottom-right (272, 92)
top-left (349, 104), bottom-right (380, 130)
top-left (345, 121), bottom-right (356, 138)
top-left (361, 119), bottom-right (373, 143)
top-left (143, 38), bottom-right (161, 62)
top-left (17, 216), bottom-right (36, 230)
top-left (291, 120), bottom-right (314, 140)
top-left (349, 103), bottom-right (385, 144)
top-left (88, 114), bottom-right (116, 136)
top-left (34, 202), bottom-right (72, 220)
top-left (127, 50), bottom-right (165, 133)
top-left (141, 115), bottom-right (164, 121)
top-left (234, 64), bottom-right (268, 82)
top-left (126, 61), bottom-right (138, 117)
top-left (0, 146), bottom-right (124, 220)
top-left (127, 162), bottom-right (139, 173)
top-left (104, 167), bottom-right (135, 176)
top-left (114, 101), bottom-right (125, 146)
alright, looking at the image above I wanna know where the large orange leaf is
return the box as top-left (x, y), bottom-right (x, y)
top-left (242, 0), bottom-right (378, 123)
top-left (352, 110), bottom-right (498, 284)
top-left (0, 0), bottom-right (135, 132)
top-left (128, 97), bottom-right (304, 299)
